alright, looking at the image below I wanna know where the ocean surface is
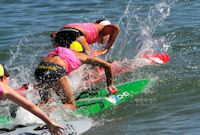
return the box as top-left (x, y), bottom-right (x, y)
top-left (0, 0), bottom-right (200, 134)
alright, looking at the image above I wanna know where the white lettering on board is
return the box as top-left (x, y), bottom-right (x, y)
top-left (116, 91), bottom-right (129, 100)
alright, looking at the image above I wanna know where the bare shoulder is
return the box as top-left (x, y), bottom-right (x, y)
top-left (72, 51), bottom-right (88, 61)
top-left (0, 83), bottom-right (12, 96)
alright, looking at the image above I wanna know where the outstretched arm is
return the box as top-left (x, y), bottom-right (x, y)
top-left (102, 25), bottom-right (120, 52)
top-left (85, 24), bottom-right (120, 57)
top-left (77, 36), bottom-right (92, 53)
top-left (75, 52), bottom-right (118, 94)
top-left (57, 76), bottom-right (76, 110)
top-left (2, 83), bottom-right (62, 134)
top-left (76, 37), bottom-right (107, 57)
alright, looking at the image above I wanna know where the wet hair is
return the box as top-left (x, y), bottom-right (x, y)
top-left (3, 66), bottom-right (9, 77)
top-left (0, 64), bottom-right (10, 80)
top-left (54, 30), bottom-right (70, 47)
top-left (54, 28), bottom-right (83, 48)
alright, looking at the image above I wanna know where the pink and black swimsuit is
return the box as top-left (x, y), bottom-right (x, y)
top-left (34, 47), bottom-right (81, 85)
top-left (54, 23), bottom-right (99, 51)
top-left (64, 23), bottom-right (99, 44)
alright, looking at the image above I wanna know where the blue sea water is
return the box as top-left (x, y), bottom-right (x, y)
top-left (0, 0), bottom-right (200, 134)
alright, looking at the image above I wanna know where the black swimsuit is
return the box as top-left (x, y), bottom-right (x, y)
top-left (34, 62), bottom-right (66, 85)
top-left (55, 28), bottom-right (84, 48)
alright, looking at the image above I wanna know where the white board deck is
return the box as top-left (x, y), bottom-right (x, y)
top-left (1, 120), bottom-right (92, 135)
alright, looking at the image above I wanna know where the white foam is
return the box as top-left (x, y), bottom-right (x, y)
top-left (14, 107), bottom-right (43, 125)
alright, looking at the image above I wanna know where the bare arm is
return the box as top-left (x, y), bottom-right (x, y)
top-left (84, 25), bottom-right (120, 57)
top-left (77, 36), bottom-right (92, 52)
top-left (57, 76), bottom-right (76, 110)
top-left (77, 36), bottom-right (103, 56)
top-left (102, 24), bottom-right (120, 51)
top-left (2, 83), bottom-right (62, 134)
top-left (76, 37), bottom-right (105, 57)
top-left (76, 52), bottom-right (113, 86)
top-left (74, 52), bottom-right (119, 94)
top-left (76, 25), bottom-right (119, 57)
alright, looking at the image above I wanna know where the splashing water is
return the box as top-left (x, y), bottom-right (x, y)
top-left (7, 34), bottom-right (47, 88)
top-left (96, 0), bottom-right (175, 125)
top-left (0, 0), bottom-right (175, 128)
top-left (14, 107), bottom-right (44, 125)
top-left (106, 0), bottom-right (173, 74)
top-left (105, 1), bottom-right (173, 82)
top-left (137, 1), bottom-right (174, 53)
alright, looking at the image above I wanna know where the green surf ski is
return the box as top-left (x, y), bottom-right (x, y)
top-left (76, 79), bottom-right (150, 116)
top-left (0, 79), bottom-right (150, 126)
